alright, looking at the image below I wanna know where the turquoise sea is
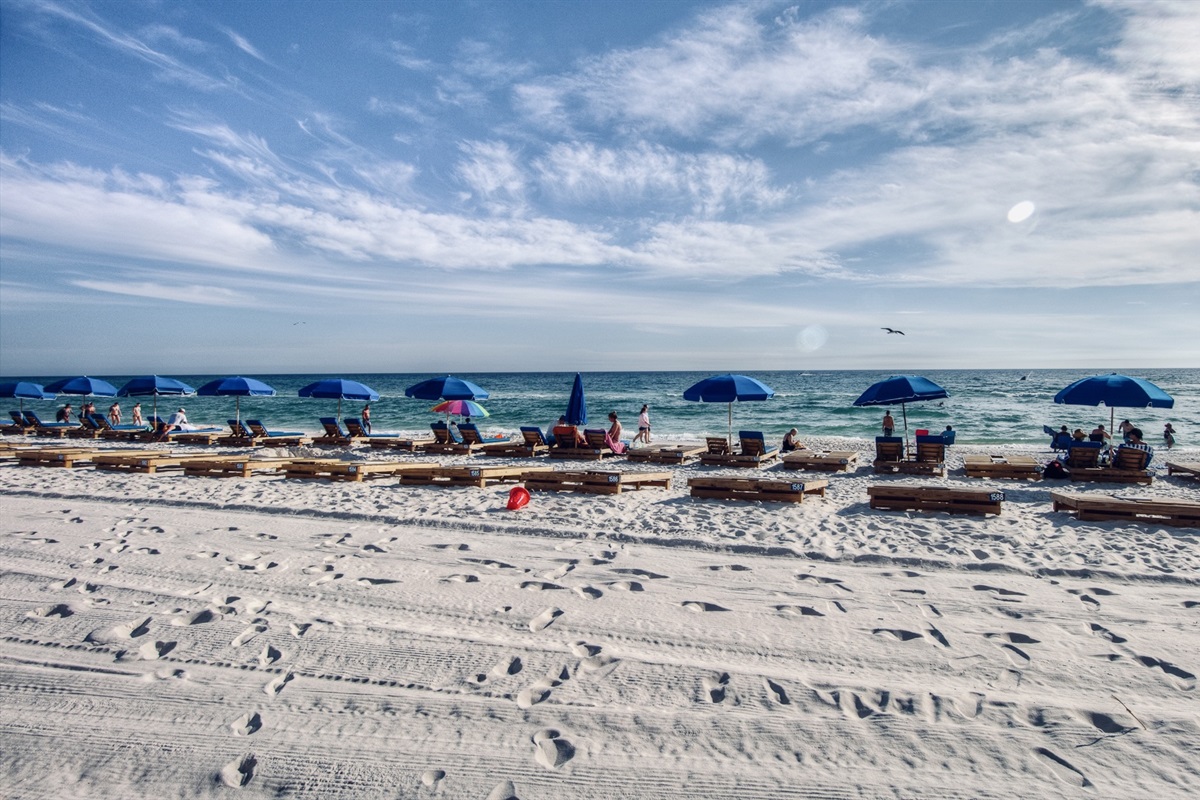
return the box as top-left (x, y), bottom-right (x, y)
top-left (12, 369), bottom-right (1199, 446)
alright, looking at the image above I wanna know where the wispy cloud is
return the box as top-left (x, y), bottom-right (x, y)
top-left (71, 279), bottom-right (251, 306)
top-left (224, 27), bottom-right (269, 63)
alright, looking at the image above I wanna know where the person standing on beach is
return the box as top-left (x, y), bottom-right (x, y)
top-left (1118, 419), bottom-right (1134, 443)
top-left (108, 402), bottom-right (121, 425)
top-left (56, 404), bottom-right (73, 423)
top-left (1163, 423), bottom-right (1176, 449)
top-left (882, 412), bottom-right (895, 437)
top-left (131, 403), bottom-right (143, 426)
top-left (632, 405), bottom-right (651, 446)
top-left (361, 404), bottom-right (371, 434)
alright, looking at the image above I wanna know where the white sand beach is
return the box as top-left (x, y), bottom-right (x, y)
top-left (1, 436), bottom-right (1197, 799)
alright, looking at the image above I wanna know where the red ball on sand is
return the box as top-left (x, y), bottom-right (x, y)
top-left (507, 486), bottom-right (530, 510)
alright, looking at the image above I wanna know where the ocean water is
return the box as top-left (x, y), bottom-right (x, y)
top-left (14, 369), bottom-right (1199, 447)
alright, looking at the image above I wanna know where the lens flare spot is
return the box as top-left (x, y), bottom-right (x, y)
top-left (1007, 201), bottom-right (1035, 223)
top-left (797, 325), bottom-right (828, 352)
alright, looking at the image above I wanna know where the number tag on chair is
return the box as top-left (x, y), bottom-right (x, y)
top-left (989, 492), bottom-right (1005, 502)
top-left (791, 483), bottom-right (803, 492)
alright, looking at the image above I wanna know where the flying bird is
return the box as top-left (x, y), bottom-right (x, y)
top-left (881, 327), bottom-right (905, 335)
top-left (292, 322), bottom-right (306, 326)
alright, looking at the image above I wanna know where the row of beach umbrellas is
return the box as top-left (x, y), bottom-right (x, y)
top-left (2, 372), bottom-right (1174, 442)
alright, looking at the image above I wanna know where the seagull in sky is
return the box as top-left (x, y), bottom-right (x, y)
top-left (881, 327), bottom-right (905, 335)
top-left (292, 321), bottom-right (306, 326)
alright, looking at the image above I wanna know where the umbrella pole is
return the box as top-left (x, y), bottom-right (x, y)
top-left (728, 402), bottom-right (733, 449)
top-left (236, 396), bottom-right (241, 424)
top-left (903, 403), bottom-right (909, 457)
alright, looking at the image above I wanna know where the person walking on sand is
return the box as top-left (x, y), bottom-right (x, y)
top-left (131, 403), bottom-right (144, 426)
top-left (1163, 423), bottom-right (1176, 449)
top-left (882, 412), bottom-right (895, 437)
top-left (632, 405), bottom-right (651, 446)
top-left (108, 402), bottom-right (121, 425)
top-left (361, 404), bottom-right (371, 434)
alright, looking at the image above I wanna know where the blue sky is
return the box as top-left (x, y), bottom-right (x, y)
top-left (1, 0), bottom-right (1197, 376)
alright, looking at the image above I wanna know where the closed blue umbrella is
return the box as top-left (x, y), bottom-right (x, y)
top-left (404, 375), bottom-right (489, 401)
top-left (118, 375), bottom-right (196, 421)
top-left (0, 381), bottom-right (55, 411)
top-left (44, 376), bottom-right (118, 397)
top-left (853, 375), bottom-right (949, 445)
top-left (197, 376), bottom-right (276, 423)
top-left (565, 373), bottom-right (587, 426)
top-left (1054, 373), bottom-right (1173, 432)
top-left (298, 378), bottom-right (379, 418)
top-left (683, 373), bottom-right (775, 447)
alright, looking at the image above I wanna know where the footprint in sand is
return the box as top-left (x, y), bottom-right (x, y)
top-left (138, 640), bottom-right (176, 660)
top-left (231, 712), bottom-right (263, 736)
top-left (443, 573), bottom-right (480, 583)
top-left (707, 564), bottom-right (751, 572)
top-left (774, 605), bottom-right (824, 617)
top-left (682, 601), bottom-right (729, 613)
top-left (573, 586), bottom-right (602, 600)
top-left (171, 609), bottom-right (220, 626)
top-left (85, 616), bottom-right (152, 645)
top-left (356, 577), bottom-right (399, 586)
top-left (520, 581), bottom-right (564, 591)
top-left (258, 645), bottom-right (282, 667)
top-left (219, 753), bottom-right (257, 788)
top-left (1034, 748), bottom-right (1092, 788)
top-left (1133, 654), bottom-right (1197, 691)
top-left (486, 780), bottom-right (519, 800)
top-left (27, 604), bottom-right (74, 619)
top-left (999, 643), bottom-right (1032, 666)
top-left (973, 584), bottom-right (1026, 598)
top-left (1088, 623), bottom-right (1127, 644)
top-left (263, 672), bottom-right (293, 696)
top-left (421, 769), bottom-right (446, 787)
top-left (529, 608), bottom-right (563, 632)
top-left (702, 672), bottom-right (730, 703)
top-left (309, 573), bottom-right (343, 586)
top-left (607, 581), bottom-right (643, 592)
top-left (613, 568), bottom-right (668, 580)
top-left (532, 729), bottom-right (575, 769)
top-left (872, 628), bottom-right (923, 643)
top-left (925, 626), bottom-right (950, 648)
top-left (232, 625), bottom-right (267, 648)
top-left (476, 655), bottom-right (523, 684)
top-left (919, 603), bottom-right (942, 619)
top-left (985, 632), bottom-right (1040, 645)
top-left (517, 668), bottom-right (568, 709)
top-left (766, 679), bottom-right (791, 705)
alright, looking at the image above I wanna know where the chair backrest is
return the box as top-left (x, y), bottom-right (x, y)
top-left (245, 420), bottom-right (269, 437)
top-left (228, 419), bottom-right (253, 438)
top-left (319, 418), bottom-right (346, 438)
top-left (584, 429), bottom-right (608, 449)
top-left (343, 418), bottom-right (366, 436)
top-left (78, 414), bottom-right (99, 430)
top-left (1066, 442), bottom-right (1102, 468)
top-left (875, 436), bottom-right (905, 462)
top-left (705, 436), bottom-right (730, 455)
top-left (1088, 432), bottom-right (1106, 443)
top-left (9, 411), bottom-right (26, 426)
top-left (520, 427), bottom-right (547, 446)
top-left (915, 435), bottom-right (945, 463)
top-left (25, 410), bottom-right (44, 425)
top-left (553, 425), bottom-right (580, 448)
top-left (941, 430), bottom-right (956, 445)
top-left (430, 421), bottom-right (459, 444)
top-left (737, 431), bottom-right (769, 456)
top-left (457, 423), bottom-right (484, 445)
top-left (1113, 446), bottom-right (1150, 470)
top-left (1051, 433), bottom-right (1072, 451)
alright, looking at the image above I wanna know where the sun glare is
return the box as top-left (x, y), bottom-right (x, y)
top-left (1007, 201), bottom-right (1036, 223)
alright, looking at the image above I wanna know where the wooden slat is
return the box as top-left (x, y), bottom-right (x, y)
top-left (524, 470), bottom-right (672, 495)
top-left (626, 444), bottom-right (705, 464)
top-left (93, 453), bottom-right (243, 474)
top-left (780, 450), bottom-right (858, 472)
top-left (1165, 462), bottom-right (1200, 479)
top-left (399, 465), bottom-right (552, 488)
top-left (963, 455), bottom-right (1042, 480)
top-left (688, 477), bottom-right (827, 503)
top-left (1051, 491), bottom-right (1200, 528)
top-left (181, 458), bottom-right (297, 478)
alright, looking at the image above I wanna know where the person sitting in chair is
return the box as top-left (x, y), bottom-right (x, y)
top-left (1089, 424), bottom-right (1111, 443)
top-left (781, 428), bottom-right (803, 452)
top-left (1121, 427), bottom-right (1154, 466)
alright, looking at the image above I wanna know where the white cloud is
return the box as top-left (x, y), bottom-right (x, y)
top-left (71, 280), bottom-right (251, 306)
top-left (224, 28), bottom-right (268, 63)
top-left (455, 140), bottom-right (527, 211)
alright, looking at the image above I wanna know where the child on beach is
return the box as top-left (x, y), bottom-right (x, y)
top-left (632, 405), bottom-right (651, 446)
top-left (1163, 423), bottom-right (1176, 449)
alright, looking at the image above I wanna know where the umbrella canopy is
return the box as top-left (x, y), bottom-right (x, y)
top-left (431, 399), bottom-right (489, 418)
top-left (118, 375), bottom-right (197, 421)
top-left (682, 373), bottom-right (775, 446)
top-left (853, 375), bottom-right (949, 448)
top-left (197, 376), bottom-right (277, 423)
top-left (0, 381), bottom-right (55, 411)
top-left (404, 375), bottom-right (489, 401)
top-left (565, 373), bottom-right (587, 426)
top-left (1054, 373), bottom-right (1174, 432)
top-left (298, 378), bottom-right (379, 418)
top-left (43, 376), bottom-right (118, 397)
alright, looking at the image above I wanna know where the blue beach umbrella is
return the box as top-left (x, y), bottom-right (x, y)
top-left (299, 378), bottom-right (379, 418)
top-left (1054, 373), bottom-right (1173, 433)
top-left (197, 376), bottom-right (276, 423)
top-left (118, 375), bottom-right (197, 422)
top-left (683, 373), bottom-right (775, 447)
top-left (0, 381), bottom-right (55, 412)
top-left (404, 375), bottom-right (490, 401)
top-left (44, 376), bottom-right (118, 397)
top-left (853, 375), bottom-right (949, 445)
top-left (565, 373), bottom-right (588, 426)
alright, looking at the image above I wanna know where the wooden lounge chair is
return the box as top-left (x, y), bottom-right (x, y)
top-left (399, 464), bottom-right (550, 488)
top-left (458, 423), bottom-right (510, 448)
top-left (1065, 442), bottom-right (1104, 470)
top-left (19, 448), bottom-right (161, 469)
top-left (182, 457), bottom-right (298, 479)
top-left (25, 411), bottom-right (77, 438)
top-left (1051, 491), bottom-right (1200, 528)
top-left (698, 431), bottom-right (779, 468)
top-left (65, 414), bottom-right (106, 439)
top-left (548, 426), bottom-right (612, 460)
top-left (1166, 462), bottom-right (1200, 481)
top-left (704, 437), bottom-right (730, 456)
top-left (963, 455), bottom-right (1042, 480)
top-left (93, 452), bottom-right (244, 474)
top-left (89, 414), bottom-right (146, 440)
top-left (314, 417), bottom-right (361, 446)
top-left (482, 427), bottom-right (551, 457)
top-left (780, 450), bottom-right (859, 473)
top-left (626, 442), bottom-right (706, 464)
top-left (688, 476), bottom-right (826, 503)
top-left (245, 420), bottom-right (310, 447)
top-left (3, 411), bottom-right (36, 435)
top-left (524, 469), bottom-right (671, 495)
top-left (868, 485), bottom-right (1004, 516)
top-left (872, 435), bottom-right (945, 477)
top-left (282, 459), bottom-right (431, 482)
top-left (1069, 445), bottom-right (1154, 485)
